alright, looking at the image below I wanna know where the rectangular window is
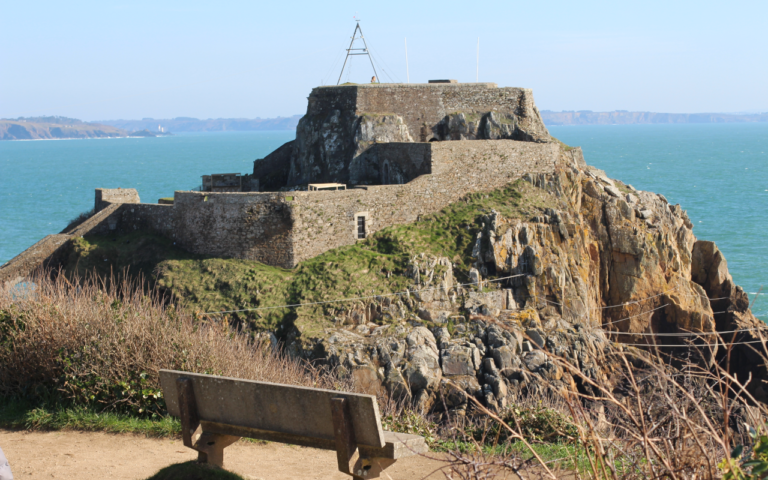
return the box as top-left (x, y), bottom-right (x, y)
top-left (357, 216), bottom-right (366, 239)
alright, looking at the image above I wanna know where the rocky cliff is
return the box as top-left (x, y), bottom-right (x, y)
top-left (283, 154), bottom-right (765, 412)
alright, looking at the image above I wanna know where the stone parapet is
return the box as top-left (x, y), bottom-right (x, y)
top-left (95, 188), bottom-right (140, 212)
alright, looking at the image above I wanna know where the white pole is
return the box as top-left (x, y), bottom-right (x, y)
top-left (405, 38), bottom-right (410, 83)
top-left (476, 37), bottom-right (479, 82)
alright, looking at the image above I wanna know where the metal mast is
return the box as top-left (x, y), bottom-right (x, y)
top-left (337, 21), bottom-right (380, 85)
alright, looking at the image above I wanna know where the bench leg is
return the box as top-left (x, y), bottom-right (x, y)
top-left (331, 398), bottom-right (396, 479)
top-left (176, 377), bottom-right (239, 468)
top-left (194, 432), bottom-right (240, 468)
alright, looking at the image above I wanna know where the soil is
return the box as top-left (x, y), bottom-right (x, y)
top-left (0, 429), bottom-right (450, 480)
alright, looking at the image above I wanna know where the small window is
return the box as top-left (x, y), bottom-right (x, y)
top-left (357, 216), bottom-right (366, 239)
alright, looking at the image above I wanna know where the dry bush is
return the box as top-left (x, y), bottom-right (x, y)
top-left (436, 337), bottom-right (768, 479)
top-left (0, 272), bottom-right (343, 415)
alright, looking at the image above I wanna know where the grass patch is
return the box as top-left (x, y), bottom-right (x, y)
top-left (0, 399), bottom-right (180, 437)
top-left (551, 136), bottom-right (575, 152)
top-left (65, 231), bottom-right (203, 281)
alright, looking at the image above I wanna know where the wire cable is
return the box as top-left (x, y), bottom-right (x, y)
top-left (621, 339), bottom-right (766, 348)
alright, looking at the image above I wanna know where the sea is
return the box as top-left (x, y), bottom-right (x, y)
top-left (0, 124), bottom-right (765, 320)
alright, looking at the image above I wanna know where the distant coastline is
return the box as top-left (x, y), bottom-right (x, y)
top-left (540, 110), bottom-right (768, 125)
top-left (97, 115), bottom-right (302, 133)
top-left (0, 116), bottom-right (173, 141)
top-left (0, 117), bottom-right (129, 141)
top-left (4, 111), bottom-right (767, 140)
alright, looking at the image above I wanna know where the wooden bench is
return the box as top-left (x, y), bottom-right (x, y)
top-left (159, 370), bottom-right (428, 479)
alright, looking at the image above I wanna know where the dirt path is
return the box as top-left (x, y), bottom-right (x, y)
top-left (1, 429), bottom-right (450, 480)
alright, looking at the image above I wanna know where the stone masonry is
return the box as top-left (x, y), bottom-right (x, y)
top-left (0, 82), bottom-right (569, 277)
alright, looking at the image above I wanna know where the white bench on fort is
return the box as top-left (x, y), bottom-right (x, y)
top-left (159, 370), bottom-right (428, 479)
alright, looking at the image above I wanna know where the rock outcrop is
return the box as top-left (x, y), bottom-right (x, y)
top-left (300, 156), bottom-right (765, 410)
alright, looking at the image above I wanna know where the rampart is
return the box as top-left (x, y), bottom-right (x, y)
top-left (288, 140), bottom-right (560, 265)
top-left (95, 188), bottom-right (140, 212)
top-left (171, 191), bottom-right (294, 266)
top-left (1, 82), bottom-right (568, 279)
top-left (0, 138), bottom-right (563, 280)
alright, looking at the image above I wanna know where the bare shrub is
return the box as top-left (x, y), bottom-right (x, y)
top-left (0, 272), bottom-right (343, 415)
top-left (434, 336), bottom-right (768, 479)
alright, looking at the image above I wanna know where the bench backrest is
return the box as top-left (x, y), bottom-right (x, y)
top-left (159, 369), bottom-right (386, 448)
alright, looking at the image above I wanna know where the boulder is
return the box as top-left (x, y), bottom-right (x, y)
top-left (525, 329), bottom-right (546, 349)
top-left (403, 344), bottom-right (442, 392)
top-left (492, 345), bottom-right (517, 372)
top-left (523, 350), bottom-right (548, 372)
top-left (384, 366), bottom-right (411, 400)
top-left (604, 185), bottom-right (622, 198)
top-left (440, 344), bottom-right (476, 376)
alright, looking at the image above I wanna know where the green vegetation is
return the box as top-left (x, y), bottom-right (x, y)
top-left (61, 179), bottom-right (564, 338)
top-left (722, 425), bottom-right (768, 479)
top-left (0, 399), bottom-right (180, 437)
top-left (551, 136), bottom-right (575, 152)
top-left (146, 462), bottom-right (245, 480)
top-left (65, 231), bottom-right (204, 280)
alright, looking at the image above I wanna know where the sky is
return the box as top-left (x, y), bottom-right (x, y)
top-left (1, 0), bottom-right (766, 121)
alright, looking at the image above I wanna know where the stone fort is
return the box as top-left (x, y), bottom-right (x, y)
top-left (1, 81), bottom-right (584, 281)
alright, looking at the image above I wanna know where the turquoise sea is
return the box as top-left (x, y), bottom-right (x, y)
top-left (0, 125), bottom-right (765, 319)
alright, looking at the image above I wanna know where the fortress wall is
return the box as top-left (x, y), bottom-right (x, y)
top-left (0, 234), bottom-right (71, 285)
top-left (351, 84), bottom-right (547, 142)
top-left (171, 191), bottom-right (295, 268)
top-left (351, 142), bottom-right (432, 185)
top-left (117, 204), bottom-right (175, 237)
top-left (353, 83), bottom-right (501, 140)
top-left (95, 188), bottom-right (140, 212)
top-left (67, 203), bottom-right (123, 237)
top-left (289, 140), bottom-right (560, 265)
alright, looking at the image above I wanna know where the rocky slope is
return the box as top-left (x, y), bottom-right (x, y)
top-left (54, 144), bottom-right (767, 411)
top-left (281, 155), bottom-right (766, 411)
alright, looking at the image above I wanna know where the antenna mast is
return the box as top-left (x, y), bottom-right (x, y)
top-left (337, 20), bottom-right (380, 85)
top-left (404, 38), bottom-right (410, 83)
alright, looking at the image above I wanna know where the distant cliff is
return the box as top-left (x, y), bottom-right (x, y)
top-left (0, 117), bottom-right (129, 140)
top-left (98, 115), bottom-right (302, 132)
top-left (541, 110), bottom-right (768, 125)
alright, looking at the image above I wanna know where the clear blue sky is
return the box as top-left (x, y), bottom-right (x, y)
top-left (2, 0), bottom-right (766, 121)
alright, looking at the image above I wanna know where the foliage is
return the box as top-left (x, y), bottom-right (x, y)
top-left (721, 425), bottom-right (768, 479)
top-left (0, 274), bottom-right (344, 416)
top-left (382, 410), bottom-right (439, 448)
top-left (492, 403), bottom-right (579, 444)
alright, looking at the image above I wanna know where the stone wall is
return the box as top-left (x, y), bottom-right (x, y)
top-left (171, 191), bottom-right (295, 268)
top-left (2, 139), bottom-right (561, 279)
top-left (118, 204), bottom-right (175, 237)
top-left (289, 140), bottom-right (559, 265)
top-left (0, 234), bottom-right (71, 285)
top-left (350, 142), bottom-right (432, 185)
top-left (353, 83), bottom-right (550, 143)
top-left (95, 188), bottom-right (140, 212)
